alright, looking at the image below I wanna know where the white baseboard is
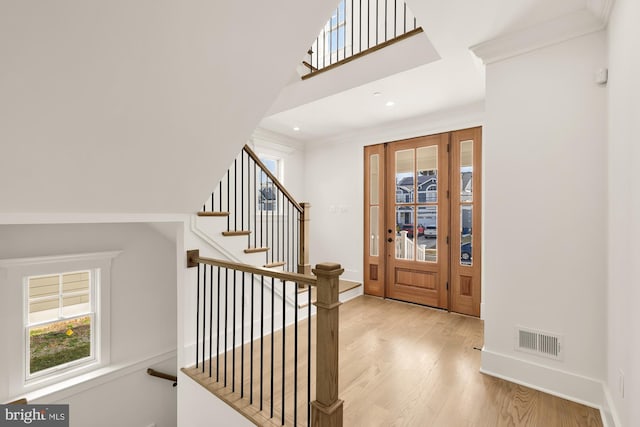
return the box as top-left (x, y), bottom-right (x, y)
top-left (480, 349), bottom-right (605, 410)
top-left (601, 384), bottom-right (622, 427)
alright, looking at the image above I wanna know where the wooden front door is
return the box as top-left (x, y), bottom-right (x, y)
top-left (385, 134), bottom-right (449, 309)
top-left (363, 127), bottom-right (482, 316)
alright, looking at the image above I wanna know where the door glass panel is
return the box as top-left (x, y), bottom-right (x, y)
top-left (370, 154), bottom-right (379, 205)
top-left (417, 206), bottom-right (437, 262)
top-left (370, 206), bottom-right (379, 257)
top-left (460, 205), bottom-right (472, 265)
top-left (395, 206), bottom-right (414, 260)
top-left (460, 140), bottom-right (473, 202)
top-left (395, 150), bottom-right (414, 204)
top-left (417, 146), bottom-right (438, 203)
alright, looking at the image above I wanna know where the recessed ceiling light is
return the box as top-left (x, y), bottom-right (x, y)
top-left (293, 126), bottom-right (300, 131)
top-left (385, 101), bottom-right (395, 107)
top-left (373, 92), bottom-right (382, 97)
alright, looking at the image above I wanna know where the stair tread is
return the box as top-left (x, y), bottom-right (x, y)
top-left (264, 261), bottom-right (286, 268)
top-left (222, 230), bottom-right (252, 236)
top-left (197, 211), bottom-right (230, 217)
top-left (244, 247), bottom-right (270, 254)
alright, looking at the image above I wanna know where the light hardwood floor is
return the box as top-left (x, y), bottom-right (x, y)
top-left (339, 296), bottom-right (602, 427)
top-left (184, 295), bottom-right (603, 426)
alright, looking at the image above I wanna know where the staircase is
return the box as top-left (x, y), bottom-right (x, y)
top-left (191, 144), bottom-right (361, 313)
top-left (183, 144), bottom-right (360, 426)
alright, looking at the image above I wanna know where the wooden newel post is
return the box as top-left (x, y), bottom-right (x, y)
top-left (311, 262), bottom-right (344, 427)
top-left (298, 202), bottom-right (311, 276)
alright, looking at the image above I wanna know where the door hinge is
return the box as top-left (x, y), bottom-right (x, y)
top-left (446, 236), bottom-right (449, 244)
top-left (447, 190), bottom-right (450, 199)
top-left (446, 281), bottom-right (449, 290)
top-left (447, 143), bottom-right (450, 153)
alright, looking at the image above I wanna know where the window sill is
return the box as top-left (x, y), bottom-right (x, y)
top-left (15, 349), bottom-right (176, 404)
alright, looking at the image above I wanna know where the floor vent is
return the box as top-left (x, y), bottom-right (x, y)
top-left (515, 327), bottom-right (563, 360)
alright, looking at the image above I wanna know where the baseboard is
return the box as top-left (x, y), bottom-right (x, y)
top-left (600, 384), bottom-right (622, 427)
top-left (480, 349), bottom-right (605, 410)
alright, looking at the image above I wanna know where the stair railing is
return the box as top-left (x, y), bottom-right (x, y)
top-left (202, 144), bottom-right (310, 275)
top-left (186, 250), bottom-right (344, 427)
top-left (302, 0), bottom-right (423, 79)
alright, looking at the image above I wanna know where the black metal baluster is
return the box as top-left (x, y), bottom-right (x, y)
top-left (385, 0), bottom-right (388, 42)
top-left (414, 16), bottom-right (416, 30)
top-left (351, 0), bottom-right (354, 56)
top-left (196, 263), bottom-right (200, 369)
top-left (329, 12), bottom-right (332, 66)
top-left (241, 271), bottom-right (245, 398)
top-left (307, 286), bottom-right (312, 427)
top-left (281, 280), bottom-right (286, 426)
top-left (224, 268), bottom-right (228, 387)
top-left (260, 275), bottom-right (265, 411)
top-left (376, 0), bottom-right (379, 45)
top-left (338, 1), bottom-right (342, 61)
top-left (209, 264), bottom-right (213, 378)
top-left (394, 0), bottom-right (397, 38)
top-left (234, 158), bottom-right (238, 231)
top-left (359, 0), bottom-right (362, 53)
top-left (241, 152), bottom-right (245, 234)
top-left (403, 2), bottom-right (406, 33)
top-left (271, 182), bottom-right (275, 264)
top-left (367, 0), bottom-right (370, 49)
top-left (270, 277), bottom-right (275, 418)
top-left (254, 160), bottom-right (258, 249)
top-left (217, 266), bottom-right (221, 381)
top-left (294, 282), bottom-right (298, 426)
top-left (226, 170), bottom-right (230, 230)
top-left (250, 273), bottom-right (255, 404)
top-left (232, 270), bottom-right (236, 392)
top-left (219, 181), bottom-right (222, 215)
top-left (202, 263), bottom-right (207, 373)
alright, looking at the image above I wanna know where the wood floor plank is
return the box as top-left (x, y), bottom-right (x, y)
top-left (184, 295), bottom-right (602, 426)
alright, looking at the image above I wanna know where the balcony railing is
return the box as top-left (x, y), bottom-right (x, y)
top-left (302, 0), bottom-right (422, 78)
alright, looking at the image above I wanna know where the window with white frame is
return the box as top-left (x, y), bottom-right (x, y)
top-left (258, 155), bottom-right (283, 212)
top-left (25, 270), bottom-right (96, 379)
top-left (0, 251), bottom-right (118, 395)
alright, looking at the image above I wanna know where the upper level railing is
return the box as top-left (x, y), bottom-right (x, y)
top-left (201, 145), bottom-right (310, 275)
top-left (185, 250), bottom-right (344, 426)
top-left (302, 0), bottom-right (423, 78)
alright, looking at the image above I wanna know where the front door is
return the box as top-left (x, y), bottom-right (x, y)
top-left (363, 127), bottom-right (482, 316)
top-left (385, 134), bottom-right (449, 308)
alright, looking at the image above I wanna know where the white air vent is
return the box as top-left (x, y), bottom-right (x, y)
top-left (515, 327), bottom-right (563, 360)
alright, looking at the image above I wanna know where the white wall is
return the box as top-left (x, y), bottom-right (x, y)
top-left (0, 0), bottom-right (336, 214)
top-left (481, 31), bottom-right (608, 406)
top-left (0, 222), bottom-right (178, 427)
top-left (607, 0), bottom-right (640, 424)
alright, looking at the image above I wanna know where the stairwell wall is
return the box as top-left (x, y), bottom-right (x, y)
top-left (0, 222), bottom-right (178, 427)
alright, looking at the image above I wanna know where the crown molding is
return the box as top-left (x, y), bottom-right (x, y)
top-left (249, 127), bottom-right (304, 154)
top-left (470, 7), bottom-right (607, 65)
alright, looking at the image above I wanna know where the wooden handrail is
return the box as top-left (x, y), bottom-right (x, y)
top-left (302, 27), bottom-right (424, 80)
top-left (187, 250), bottom-right (317, 286)
top-left (147, 368), bottom-right (177, 386)
top-left (8, 398), bottom-right (27, 404)
top-left (243, 144), bottom-right (303, 213)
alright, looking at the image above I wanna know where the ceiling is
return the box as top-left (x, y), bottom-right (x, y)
top-left (259, 0), bottom-right (599, 142)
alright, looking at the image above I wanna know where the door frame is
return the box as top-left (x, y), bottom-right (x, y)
top-left (363, 127), bottom-right (482, 316)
